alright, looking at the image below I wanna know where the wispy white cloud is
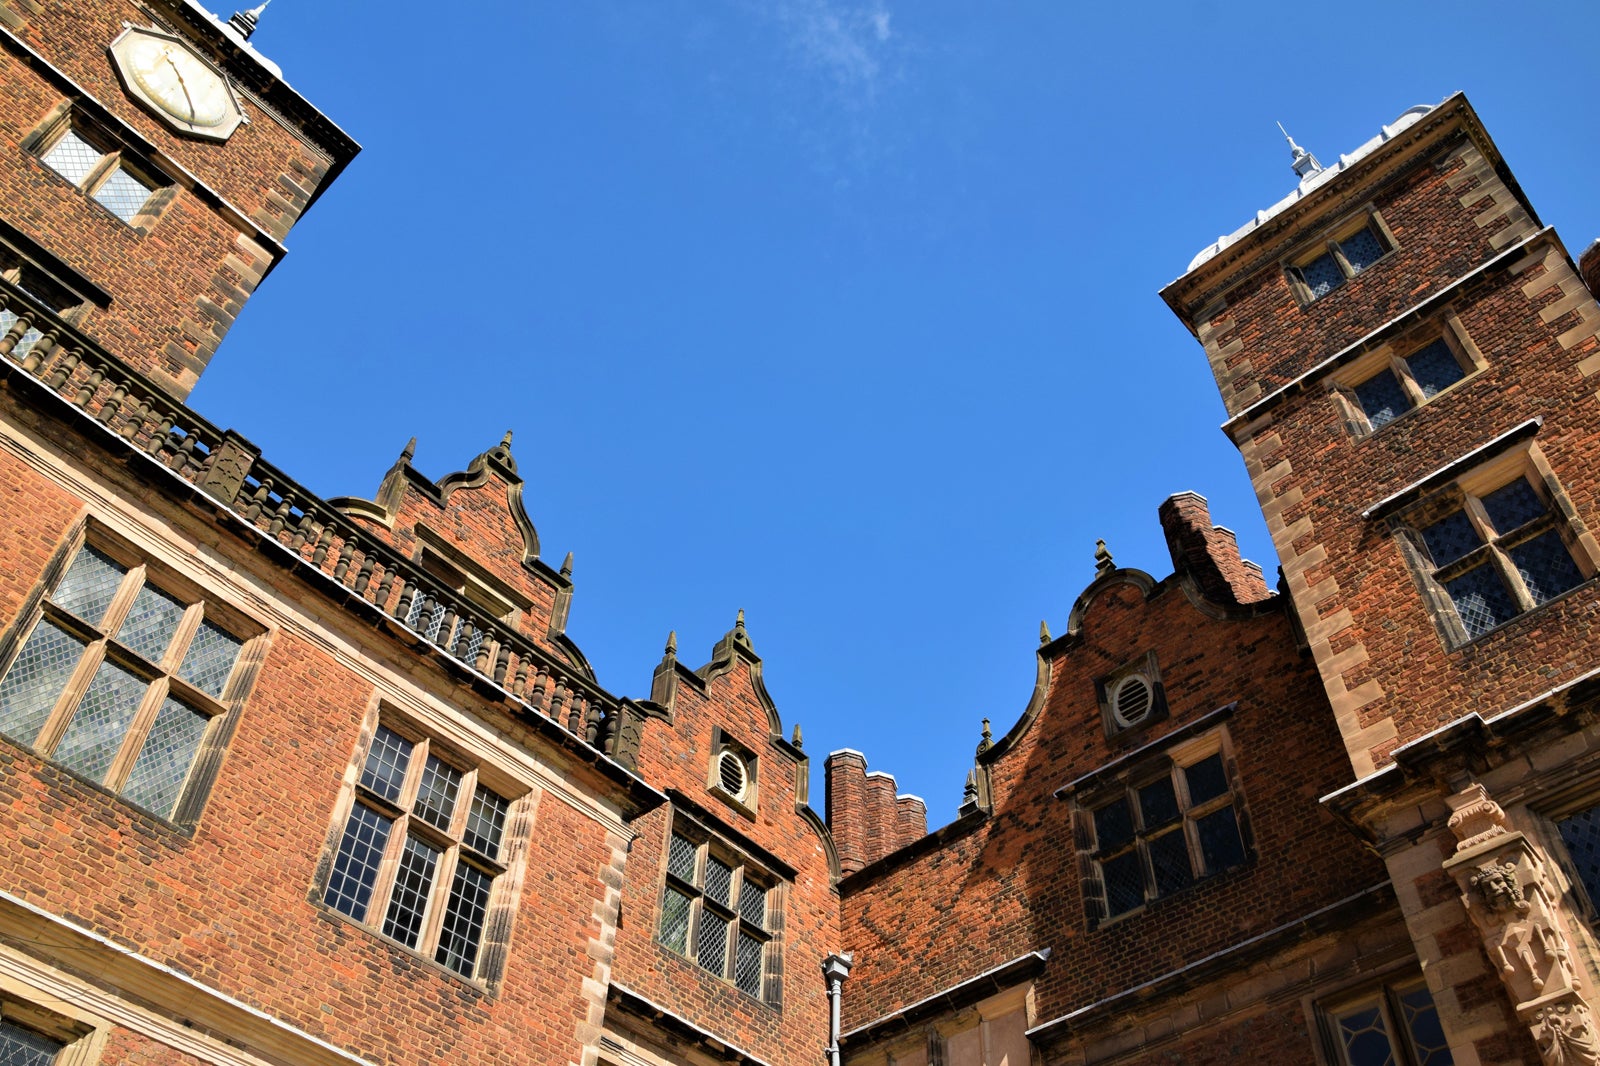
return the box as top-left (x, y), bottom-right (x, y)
top-left (766, 0), bottom-right (897, 105)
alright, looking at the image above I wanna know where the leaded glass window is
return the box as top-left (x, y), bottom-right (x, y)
top-left (1322, 978), bottom-right (1453, 1066)
top-left (323, 720), bottom-right (513, 981)
top-left (36, 124), bottom-right (158, 225)
top-left (1410, 471), bottom-right (1589, 643)
top-left (1291, 222), bottom-right (1392, 302)
top-left (1087, 740), bottom-right (1247, 922)
top-left (0, 538), bottom-right (251, 821)
top-left (657, 825), bottom-right (777, 1004)
top-left (1348, 336), bottom-right (1473, 434)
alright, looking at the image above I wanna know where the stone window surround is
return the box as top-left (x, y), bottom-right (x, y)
top-left (1066, 717), bottom-right (1252, 929)
top-left (1389, 443), bottom-right (1599, 649)
top-left (1330, 310), bottom-right (1488, 438)
top-left (656, 813), bottom-right (782, 1008)
top-left (707, 725), bottom-right (758, 816)
top-left (1283, 205), bottom-right (1401, 307)
top-left (1094, 650), bottom-right (1169, 740)
top-left (1303, 968), bottom-right (1453, 1066)
top-left (22, 105), bottom-right (171, 232)
top-left (0, 980), bottom-right (106, 1066)
top-left (317, 705), bottom-right (529, 987)
top-left (0, 518), bottom-right (265, 831)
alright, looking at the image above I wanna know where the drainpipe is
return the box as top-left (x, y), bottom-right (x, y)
top-left (822, 953), bottom-right (853, 1066)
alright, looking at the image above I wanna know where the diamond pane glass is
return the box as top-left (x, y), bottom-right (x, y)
top-left (735, 931), bottom-right (764, 996)
top-left (1197, 805), bottom-right (1245, 874)
top-left (405, 592), bottom-right (448, 643)
top-left (1559, 804), bottom-right (1600, 912)
top-left (323, 803), bottom-right (392, 920)
top-left (0, 619), bottom-right (84, 746)
top-left (1101, 849), bottom-right (1144, 916)
top-left (1339, 227), bottom-right (1386, 273)
top-left (667, 833), bottom-right (698, 881)
top-left (1444, 565), bottom-right (1518, 639)
top-left (115, 583), bottom-right (185, 663)
top-left (1481, 479), bottom-right (1547, 534)
top-left (91, 166), bottom-right (153, 223)
top-left (1406, 339), bottom-right (1466, 398)
top-left (177, 620), bottom-right (241, 697)
top-left (52, 658), bottom-right (147, 784)
top-left (0, 1021), bottom-right (63, 1066)
top-left (704, 855), bottom-right (733, 907)
top-left (360, 724), bottom-right (411, 802)
top-left (1399, 985), bottom-right (1455, 1066)
top-left (1300, 252), bottom-right (1345, 299)
top-left (0, 310), bottom-right (43, 362)
top-left (658, 887), bottom-right (692, 953)
top-left (696, 907), bottom-right (729, 974)
top-left (1139, 777), bottom-right (1180, 828)
top-left (1337, 1004), bottom-right (1398, 1066)
top-left (464, 786), bottom-right (508, 857)
top-left (413, 754), bottom-right (462, 831)
top-left (121, 697), bottom-right (208, 817)
top-left (1354, 369), bottom-right (1411, 430)
top-left (459, 625), bottom-right (484, 667)
top-left (51, 545), bottom-right (126, 626)
top-left (1184, 754), bottom-right (1228, 805)
top-left (1148, 828), bottom-right (1194, 896)
top-left (738, 881), bottom-right (766, 929)
top-left (436, 861), bottom-right (493, 977)
top-left (1094, 797), bottom-right (1134, 851)
top-left (1509, 529), bottom-right (1585, 605)
top-left (40, 129), bottom-right (102, 186)
top-left (1420, 511), bottom-right (1481, 567)
top-left (381, 835), bottom-right (440, 949)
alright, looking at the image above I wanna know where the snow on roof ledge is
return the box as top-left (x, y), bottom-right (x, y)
top-left (1184, 101), bottom-right (1443, 274)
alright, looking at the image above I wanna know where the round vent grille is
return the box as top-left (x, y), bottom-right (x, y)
top-left (1112, 675), bottom-right (1153, 728)
top-left (717, 749), bottom-right (748, 799)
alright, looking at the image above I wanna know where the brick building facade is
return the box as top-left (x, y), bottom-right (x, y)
top-left (0, 4), bottom-right (1596, 1066)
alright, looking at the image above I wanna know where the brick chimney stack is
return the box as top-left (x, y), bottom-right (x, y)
top-left (1158, 492), bottom-right (1272, 604)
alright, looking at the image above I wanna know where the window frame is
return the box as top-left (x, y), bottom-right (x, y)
top-left (1286, 210), bottom-right (1398, 305)
top-left (656, 821), bottom-right (779, 1007)
top-left (0, 525), bottom-right (263, 828)
top-left (319, 713), bottom-right (523, 986)
top-left (1397, 449), bottom-right (1596, 647)
top-left (26, 110), bottom-right (166, 229)
top-left (1080, 729), bottom-right (1250, 927)
top-left (1311, 974), bottom-right (1454, 1066)
top-left (0, 992), bottom-right (101, 1066)
top-left (1336, 315), bottom-right (1486, 436)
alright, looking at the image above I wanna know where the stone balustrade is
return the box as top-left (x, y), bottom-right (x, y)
top-left (0, 275), bottom-right (641, 768)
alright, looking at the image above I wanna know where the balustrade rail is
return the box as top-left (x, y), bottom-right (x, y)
top-left (0, 276), bottom-right (640, 767)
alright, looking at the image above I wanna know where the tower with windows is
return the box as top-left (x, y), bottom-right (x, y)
top-left (1163, 94), bottom-right (1600, 1064)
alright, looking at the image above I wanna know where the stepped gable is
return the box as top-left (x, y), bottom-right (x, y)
top-left (330, 432), bottom-right (585, 669)
top-left (836, 502), bottom-right (1384, 1052)
top-left (610, 612), bottom-right (843, 1064)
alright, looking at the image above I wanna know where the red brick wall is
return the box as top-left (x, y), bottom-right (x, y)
top-left (0, 0), bottom-right (345, 397)
top-left (0, 436), bottom-right (624, 1065)
top-left (838, 562), bottom-right (1385, 1031)
top-left (614, 632), bottom-right (840, 1065)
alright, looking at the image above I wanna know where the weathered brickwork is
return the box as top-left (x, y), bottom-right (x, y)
top-left (0, 0), bottom-right (352, 398)
top-left (835, 517), bottom-right (1388, 1038)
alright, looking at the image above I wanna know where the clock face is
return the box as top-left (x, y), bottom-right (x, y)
top-left (109, 28), bottom-right (244, 141)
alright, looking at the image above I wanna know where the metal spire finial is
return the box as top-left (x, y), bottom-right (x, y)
top-left (1277, 121), bottom-right (1322, 180)
top-left (228, 0), bottom-right (269, 39)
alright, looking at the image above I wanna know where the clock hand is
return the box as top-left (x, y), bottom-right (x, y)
top-left (163, 51), bottom-right (196, 120)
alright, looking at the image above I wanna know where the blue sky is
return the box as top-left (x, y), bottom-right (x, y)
top-left (195, 1), bottom-right (1600, 826)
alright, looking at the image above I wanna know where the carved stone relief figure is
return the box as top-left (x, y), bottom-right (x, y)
top-left (1443, 783), bottom-right (1600, 1066)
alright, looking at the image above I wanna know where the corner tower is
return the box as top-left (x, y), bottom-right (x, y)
top-left (0, 0), bottom-right (357, 398)
top-left (1164, 94), bottom-right (1600, 1065)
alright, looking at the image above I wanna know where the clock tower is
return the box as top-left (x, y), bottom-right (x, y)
top-left (0, 0), bottom-right (357, 399)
